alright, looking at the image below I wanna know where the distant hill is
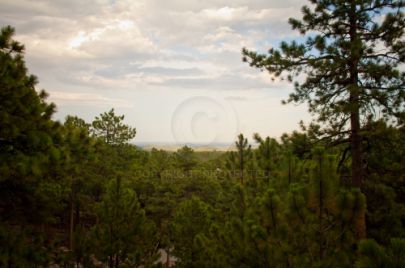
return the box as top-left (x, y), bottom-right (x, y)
top-left (135, 142), bottom-right (236, 152)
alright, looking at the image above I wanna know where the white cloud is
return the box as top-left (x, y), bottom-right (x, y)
top-left (49, 91), bottom-right (133, 108)
top-left (0, 0), bottom-right (311, 142)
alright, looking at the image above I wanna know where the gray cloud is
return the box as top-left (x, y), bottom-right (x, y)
top-left (0, 0), bottom-right (303, 94)
top-left (0, 0), bottom-right (310, 142)
top-left (95, 65), bottom-right (205, 79)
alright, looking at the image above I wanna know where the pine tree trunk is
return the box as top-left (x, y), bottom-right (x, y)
top-left (350, 109), bottom-right (362, 189)
top-left (348, 0), bottom-right (366, 239)
top-left (348, 0), bottom-right (363, 190)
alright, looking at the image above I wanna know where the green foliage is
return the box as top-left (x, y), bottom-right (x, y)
top-left (227, 134), bottom-right (253, 184)
top-left (93, 177), bottom-right (158, 267)
top-left (254, 133), bottom-right (281, 183)
top-left (243, 1), bottom-right (404, 125)
top-left (175, 145), bottom-right (197, 173)
top-left (1, 21), bottom-right (404, 268)
top-left (0, 224), bottom-right (50, 267)
top-left (0, 25), bottom-right (64, 225)
top-left (171, 196), bottom-right (212, 268)
top-left (92, 108), bottom-right (136, 145)
top-left (196, 147), bottom-right (368, 268)
top-left (243, 0), bottom-right (405, 190)
top-left (281, 129), bottom-right (314, 159)
top-left (363, 120), bottom-right (405, 244)
top-left (65, 115), bottom-right (91, 133)
top-left (148, 148), bottom-right (173, 179)
top-left (356, 238), bottom-right (405, 268)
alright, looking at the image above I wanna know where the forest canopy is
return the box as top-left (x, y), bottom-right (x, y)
top-left (0, 0), bottom-right (404, 267)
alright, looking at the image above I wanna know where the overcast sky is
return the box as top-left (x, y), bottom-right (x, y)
top-left (1, 0), bottom-right (312, 144)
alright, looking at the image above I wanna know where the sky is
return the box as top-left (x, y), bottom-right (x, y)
top-left (0, 0), bottom-right (312, 145)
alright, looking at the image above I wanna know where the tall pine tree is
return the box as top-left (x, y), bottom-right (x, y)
top-left (243, 0), bottom-right (404, 192)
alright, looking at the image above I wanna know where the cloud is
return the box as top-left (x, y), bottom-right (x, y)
top-left (0, 0), bottom-right (301, 93)
top-left (225, 96), bottom-right (248, 101)
top-left (48, 91), bottom-right (133, 108)
top-left (0, 0), bottom-right (311, 142)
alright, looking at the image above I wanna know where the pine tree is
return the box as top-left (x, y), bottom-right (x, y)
top-left (243, 0), bottom-right (405, 193)
top-left (64, 115), bottom-right (91, 134)
top-left (0, 25), bottom-right (72, 266)
top-left (171, 196), bottom-right (212, 268)
top-left (355, 238), bottom-right (405, 268)
top-left (362, 120), bottom-right (405, 244)
top-left (93, 177), bottom-right (158, 268)
top-left (63, 116), bottom-right (97, 253)
top-left (149, 148), bottom-right (173, 180)
top-left (0, 25), bottom-right (64, 220)
top-left (227, 134), bottom-right (252, 185)
top-left (253, 133), bottom-right (281, 183)
top-left (91, 108), bottom-right (136, 146)
top-left (175, 145), bottom-right (197, 174)
top-left (284, 148), bottom-right (366, 267)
